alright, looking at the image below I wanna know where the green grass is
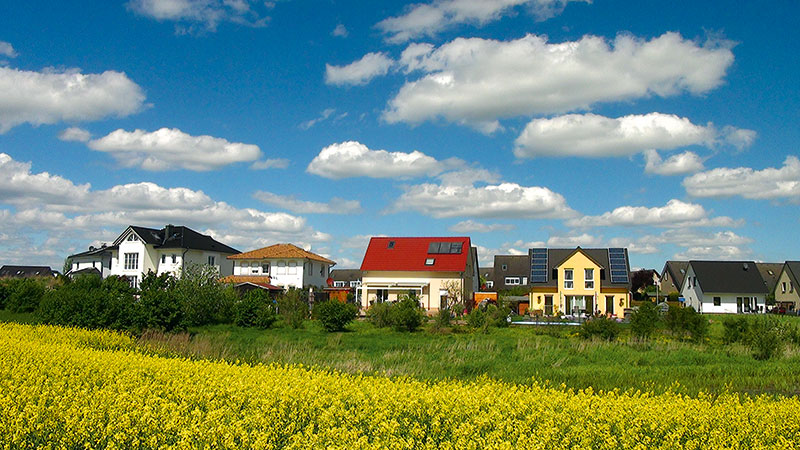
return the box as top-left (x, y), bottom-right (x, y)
top-left (0, 309), bottom-right (38, 324)
top-left (136, 316), bottom-right (800, 397)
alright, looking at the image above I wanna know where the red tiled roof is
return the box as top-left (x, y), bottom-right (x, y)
top-left (360, 237), bottom-right (471, 272)
top-left (228, 243), bottom-right (335, 265)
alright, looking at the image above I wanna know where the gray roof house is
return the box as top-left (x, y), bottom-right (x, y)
top-left (681, 261), bottom-right (769, 313)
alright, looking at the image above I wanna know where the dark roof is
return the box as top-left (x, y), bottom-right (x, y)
top-left (68, 267), bottom-right (102, 278)
top-left (661, 261), bottom-right (688, 292)
top-left (360, 237), bottom-right (471, 272)
top-left (689, 261), bottom-right (768, 294)
top-left (0, 265), bottom-right (56, 278)
top-left (529, 247), bottom-right (631, 289)
top-left (480, 267), bottom-right (494, 279)
top-left (330, 269), bottom-right (362, 282)
top-left (783, 261), bottom-right (800, 289)
top-left (68, 245), bottom-right (117, 259)
top-left (756, 263), bottom-right (784, 294)
top-left (114, 225), bottom-right (239, 254)
top-left (494, 255), bottom-right (529, 275)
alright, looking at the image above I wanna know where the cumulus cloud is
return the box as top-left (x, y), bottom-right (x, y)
top-left (644, 149), bottom-right (704, 176)
top-left (448, 220), bottom-right (514, 233)
top-left (546, 233), bottom-right (603, 247)
top-left (87, 128), bottom-right (262, 171)
top-left (250, 158), bottom-right (289, 170)
top-left (307, 140), bottom-right (457, 179)
top-left (683, 156), bottom-right (800, 201)
top-left (377, 0), bottom-right (588, 44)
top-left (0, 153), bottom-right (91, 207)
top-left (514, 113), bottom-right (753, 158)
top-left (392, 178), bottom-right (575, 219)
top-left (332, 24), bottom-right (348, 37)
top-left (126, 0), bottom-right (271, 32)
top-left (382, 32), bottom-right (734, 131)
top-left (0, 41), bottom-right (17, 58)
top-left (253, 191), bottom-right (362, 215)
top-left (58, 127), bottom-right (92, 143)
top-left (674, 245), bottom-right (751, 261)
top-left (325, 52), bottom-right (395, 86)
top-left (0, 67), bottom-right (146, 133)
top-left (567, 199), bottom-right (740, 228)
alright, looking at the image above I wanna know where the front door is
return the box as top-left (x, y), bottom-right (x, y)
top-left (606, 295), bottom-right (614, 316)
top-left (544, 296), bottom-right (553, 315)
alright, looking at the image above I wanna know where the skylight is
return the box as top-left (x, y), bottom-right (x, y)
top-left (425, 258), bottom-right (435, 265)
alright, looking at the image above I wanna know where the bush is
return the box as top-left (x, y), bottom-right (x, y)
top-left (749, 317), bottom-right (784, 360)
top-left (7, 278), bottom-right (47, 313)
top-left (664, 305), bottom-right (708, 342)
top-left (630, 301), bottom-right (660, 339)
top-left (722, 316), bottom-right (750, 344)
top-left (389, 295), bottom-right (425, 332)
top-left (465, 307), bottom-right (488, 331)
top-left (175, 264), bottom-right (237, 327)
top-left (430, 308), bottom-right (452, 331)
top-left (234, 289), bottom-right (277, 328)
top-left (367, 302), bottom-right (393, 328)
top-left (313, 300), bottom-right (357, 332)
top-left (134, 272), bottom-right (183, 332)
top-left (579, 316), bottom-right (619, 341)
top-left (37, 275), bottom-right (135, 330)
top-left (0, 278), bottom-right (23, 309)
top-left (278, 288), bottom-right (308, 329)
top-left (667, 291), bottom-right (680, 302)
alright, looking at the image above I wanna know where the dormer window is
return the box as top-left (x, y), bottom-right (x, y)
top-left (425, 258), bottom-right (435, 266)
top-left (388, 241), bottom-right (395, 249)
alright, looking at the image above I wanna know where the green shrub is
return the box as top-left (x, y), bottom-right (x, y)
top-left (37, 275), bottom-right (135, 330)
top-left (134, 272), bottom-right (183, 332)
top-left (313, 300), bottom-right (357, 332)
top-left (6, 278), bottom-right (47, 313)
top-left (0, 278), bottom-right (23, 309)
top-left (389, 295), bottom-right (425, 332)
top-left (466, 307), bottom-right (488, 331)
top-left (722, 316), bottom-right (750, 344)
top-left (667, 292), bottom-right (680, 302)
top-left (749, 317), bottom-right (784, 360)
top-left (630, 301), bottom-right (660, 339)
top-left (367, 302), bottom-right (393, 328)
top-left (487, 303), bottom-right (511, 328)
top-left (664, 305), bottom-right (707, 342)
top-left (278, 288), bottom-right (308, 329)
top-left (175, 264), bottom-right (237, 327)
top-left (431, 308), bottom-right (452, 331)
top-left (579, 316), bottom-right (619, 341)
top-left (234, 289), bottom-right (277, 329)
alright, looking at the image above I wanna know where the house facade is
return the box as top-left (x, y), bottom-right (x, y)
top-left (774, 261), bottom-right (800, 312)
top-left (358, 237), bottom-right (479, 313)
top-left (681, 261), bottom-right (768, 314)
top-left (660, 261), bottom-right (688, 296)
top-left (528, 247), bottom-right (631, 319)
top-left (67, 225), bottom-right (239, 287)
top-left (479, 267), bottom-right (495, 291)
top-left (493, 255), bottom-right (530, 292)
top-left (228, 243), bottom-right (335, 289)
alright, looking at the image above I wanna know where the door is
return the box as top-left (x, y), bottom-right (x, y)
top-left (544, 296), bottom-right (553, 315)
top-left (606, 296), bottom-right (614, 316)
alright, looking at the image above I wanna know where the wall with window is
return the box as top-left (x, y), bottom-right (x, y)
top-left (360, 271), bottom-right (466, 313)
top-left (183, 250), bottom-right (234, 277)
top-left (700, 292), bottom-right (764, 314)
top-left (774, 268), bottom-right (800, 309)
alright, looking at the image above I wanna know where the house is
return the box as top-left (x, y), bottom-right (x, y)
top-left (67, 224), bottom-right (239, 287)
top-left (330, 269), bottom-right (362, 289)
top-left (228, 243), bottom-right (335, 289)
top-left (358, 237), bottom-right (479, 313)
top-left (479, 267), bottom-right (494, 291)
top-left (218, 275), bottom-right (284, 295)
top-left (660, 261), bottom-right (688, 296)
top-left (681, 261), bottom-right (768, 314)
top-left (528, 247), bottom-right (632, 318)
top-left (774, 261), bottom-right (800, 312)
top-left (0, 265), bottom-right (57, 278)
top-left (493, 255), bottom-right (530, 292)
top-left (756, 263), bottom-right (783, 299)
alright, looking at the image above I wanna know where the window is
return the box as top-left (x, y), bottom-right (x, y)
top-left (425, 258), bottom-right (435, 265)
top-left (505, 277), bottom-right (520, 285)
top-left (208, 255), bottom-right (216, 266)
top-left (320, 264), bottom-right (324, 276)
top-left (564, 269), bottom-right (574, 289)
top-left (262, 263), bottom-right (270, 274)
top-left (486, 281), bottom-right (494, 288)
top-left (388, 241), bottom-right (395, 249)
top-left (277, 261), bottom-right (286, 275)
top-left (791, 282), bottom-right (795, 293)
top-left (127, 276), bottom-right (138, 289)
top-left (349, 280), bottom-right (361, 288)
top-left (333, 281), bottom-right (346, 287)
top-left (376, 289), bottom-right (389, 302)
top-left (782, 282), bottom-right (787, 293)
top-left (713, 296), bottom-right (721, 306)
top-left (124, 253), bottom-right (138, 270)
top-left (172, 254), bottom-right (177, 263)
top-left (288, 261), bottom-right (297, 275)
top-left (584, 268), bottom-right (594, 289)
top-left (502, 264), bottom-right (508, 271)
top-left (161, 255), bottom-right (166, 264)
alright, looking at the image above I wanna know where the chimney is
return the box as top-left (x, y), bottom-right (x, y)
top-left (164, 224), bottom-right (173, 241)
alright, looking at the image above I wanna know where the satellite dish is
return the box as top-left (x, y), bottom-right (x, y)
top-left (326, 277), bottom-right (334, 287)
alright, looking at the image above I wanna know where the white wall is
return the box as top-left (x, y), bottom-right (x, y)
top-left (232, 258), bottom-right (332, 288)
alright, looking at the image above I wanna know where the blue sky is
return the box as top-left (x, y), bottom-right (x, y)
top-left (1, 0), bottom-right (799, 270)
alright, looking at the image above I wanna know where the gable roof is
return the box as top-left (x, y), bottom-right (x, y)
top-left (229, 243), bottom-right (335, 265)
top-left (113, 225), bottom-right (239, 254)
top-left (661, 261), bottom-right (688, 293)
top-left (360, 237), bottom-right (471, 272)
top-left (529, 247), bottom-right (631, 289)
top-left (783, 261), bottom-right (800, 289)
top-left (688, 260), bottom-right (768, 294)
top-left (68, 245), bottom-right (118, 259)
top-left (756, 262), bottom-right (784, 294)
top-left (0, 265), bottom-right (56, 278)
top-left (330, 269), bottom-right (362, 282)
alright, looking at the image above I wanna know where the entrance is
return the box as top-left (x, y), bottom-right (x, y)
top-left (544, 296), bottom-right (553, 315)
top-left (606, 296), bottom-right (614, 316)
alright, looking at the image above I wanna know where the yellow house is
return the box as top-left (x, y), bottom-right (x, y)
top-left (528, 247), bottom-right (631, 319)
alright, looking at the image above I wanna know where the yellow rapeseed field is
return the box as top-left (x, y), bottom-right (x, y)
top-left (1, 323), bottom-right (799, 449)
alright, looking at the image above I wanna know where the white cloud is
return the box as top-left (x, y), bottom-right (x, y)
top-left (546, 233), bottom-right (603, 247)
top-left (722, 125), bottom-right (757, 150)
top-left (88, 128), bottom-right (262, 171)
top-left (126, 0), bottom-right (270, 32)
top-left (675, 245), bottom-right (751, 261)
top-left (332, 24), bottom-right (348, 37)
top-left (250, 158), bottom-right (289, 170)
top-left (0, 153), bottom-right (91, 207)
top-left (448, 220), bottom-right (514, 233)
top-left (299, 108), bottom-right (336, 130)
top-left (253, 191), bottom-right (362, 215)
top-left (683, 156), bottom-right (800, 201)
top-left (58, 127), bottom-right (92, 143)
top-left (644, 149), bottom-right (704, 176)
top-left (383, 32), bottom-right (734, 131)
top-left (392, 179), bottom-right (575, 219)
top-left (653, 229), bottom-right (752, 247)
top-left (0, 67), bottom-right (146, 133)
top-left (325, 52), bottom-right (395, 86)
top-left (307, 140), bottom-right (455, 179)
top-left (0, 41), bottom-right (17, 58)
top-left (377, 0), bottom-right (588, 44)
top-left (608, 238), bottom-right (660, 255)
top-left (514, 113), bottom-right (753, 158)
top-left (567, 199), bottom-right (740, 228)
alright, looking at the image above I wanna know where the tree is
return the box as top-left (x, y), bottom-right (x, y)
top-left (631, 270), bottom-right (656, 296)
top-left (630, 301), bottom-right (660, 339)
top-left (440, 280), bottom-right (463, 312)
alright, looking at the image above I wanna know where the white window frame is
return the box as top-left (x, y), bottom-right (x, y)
top-left (505, 277), bottom-right (520, 285)
top-left (584, 268), bottom-right (594, 290)
top-left (207, 255), bottom-right (216, 266)
top-left (333, 281), bottom-right (346, 287)
top-left (288, 261), bottom-right (297, 275)
top-left (564, 269), bottom-right (574, 290)
top-left (277, 261), bottom-right (286, 275)
top-left (124, 253), bottom-right (139, 270)
top-left (486, 280), bottom-right (494, 288)
top-left (349, 280), bottom-right (361, 288)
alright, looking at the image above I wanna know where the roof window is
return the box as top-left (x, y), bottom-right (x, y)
top-left (425, 258), bottom-right (435, 266)
top-left (388, 241), bottom-right (395, 249)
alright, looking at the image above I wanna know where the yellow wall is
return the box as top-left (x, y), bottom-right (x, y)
top-left (360, 271), bottom-right (465, 312)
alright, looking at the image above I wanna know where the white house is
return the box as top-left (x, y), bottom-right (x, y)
top-left (681, 260), bottom-right (768, 314)
top-left (67, 225), bottom-right (239, 287)
top-left (227, 243), bottom-right (335, 289)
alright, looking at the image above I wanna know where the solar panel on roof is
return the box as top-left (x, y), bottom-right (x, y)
top-left (608, 248), bottom-right (629, 283)
top-left (530, 248), bottom-right (548, 282)
top-left (428, 241), bottom-right (463, 254)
